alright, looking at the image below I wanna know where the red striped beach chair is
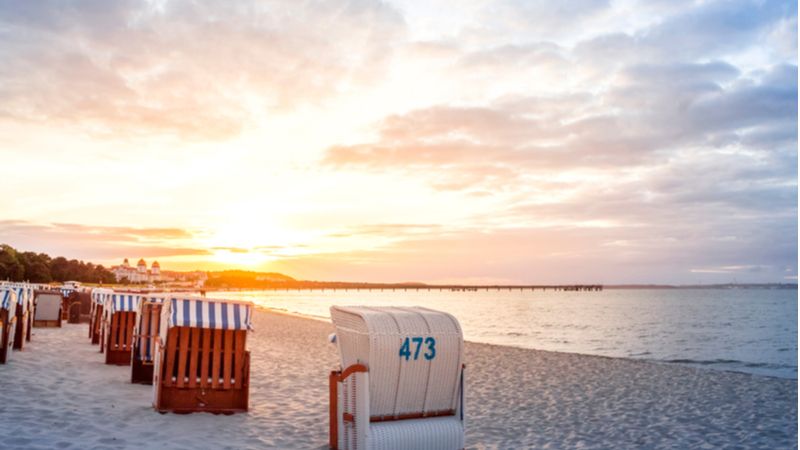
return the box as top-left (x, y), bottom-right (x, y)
top-left (0, 289), bottom-right (18, 364)
top-left (152, 296), bottom-right (254, 414)
top-left (131, 296), bottom-right (166, 384)
top-left (329, 306), bottom-right (465, 450)
top-left (103, 293), bottom-right (141, 365)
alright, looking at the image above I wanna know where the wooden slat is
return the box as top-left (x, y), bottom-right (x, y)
top-left (188, 326), bottom-right (200, 388)
top-left (223, 329), bottom-right (233, 389)
top-left (233, 331), bottom-right (245, 389)
top-left (114, 313), bottom-right (121, 349)
top-left (140, 305), bottom-right (151, 357)
top-left (200, 329), bottom-right (211, 388)
top-left (110, 312), bottom-right (119, 349)
top-left (211, 329), bottom-right (222, 389)
top-left (100, 316), bottom-right (105, 353)
top-left (126, 312), bottom-right (133, 349)
top-left (176, 327), bottom-right (190, 388)
top-left (164, 328), bottom-right (178, 387)
top-left (128, 312), bottom-right (135, 349)
top-left (122, 312), bottom-right (132, 350)
top-left (118, 312), bottom-right (126, 349)
top-left (149, 305), bottom-right (160, 360)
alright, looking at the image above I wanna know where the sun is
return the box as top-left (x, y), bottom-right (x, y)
top-left (202, 215), bottom-right (304, 268)
top-left (210, 248), bottom-right (272, 268)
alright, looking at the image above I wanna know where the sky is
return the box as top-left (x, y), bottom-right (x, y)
top-left (0, 0), bottom-right (796, 284)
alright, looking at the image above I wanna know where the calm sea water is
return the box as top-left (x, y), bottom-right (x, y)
top-left (211, 288), bottom-right (798, 379)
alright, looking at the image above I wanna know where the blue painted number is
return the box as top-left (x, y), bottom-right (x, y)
top-left (424, 337), bottom-right (436, 360)
top-left (399, 337), bottom-right (411, 360)
top-left (399, 336), bottom-right (437, 361)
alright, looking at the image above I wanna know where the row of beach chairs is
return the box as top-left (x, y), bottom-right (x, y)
top-left (5, 283), bottom-right (466, 449)
top-left (89, 290), bottom-right (255, 413)
top-left (0, 282), bottom-right (66, 364)
top-left (89, 290), bottom-right (467, 449)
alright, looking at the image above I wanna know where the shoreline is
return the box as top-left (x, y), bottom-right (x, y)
top-left (1, 308), bottom-right (795, 449)
top-left (255, 304), bottom-right (798, 381)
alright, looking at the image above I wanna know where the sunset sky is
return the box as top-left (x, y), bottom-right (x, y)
top-left (0, 0), bottom-right (796, 284)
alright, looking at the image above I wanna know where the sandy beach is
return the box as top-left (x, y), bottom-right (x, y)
top-left (0, 308), bottom-right (796, 449)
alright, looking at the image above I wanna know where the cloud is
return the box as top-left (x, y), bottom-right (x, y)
top-left (0, 220), bottom-right (208, 261)
top-left (318, 0), bottom-right (797, 283)
top-left (574, 0), bottom-right (797, 66)
top-left (0, 0), bottom-right (795, 283)
top-left (0, 0), bottom-right (404, 139)
top-left (325, 61), bottom-right (796, 190)
top-left (327, 223), bottom-right (446, 238)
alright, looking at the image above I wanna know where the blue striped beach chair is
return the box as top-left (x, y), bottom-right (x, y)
top-left (102, 293), bottom-right (141, 365)
top-left (9, 285), bottom-right (33, 350)
top-left (131, 295), bottom-right (167, 384)
top-left (89, 289), bottom-right (112, 344)
top-left (0, 289), bottom-right (18, 364)
top-left (153, 296), bottom-right (254, 413)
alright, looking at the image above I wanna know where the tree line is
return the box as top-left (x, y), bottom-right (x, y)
top-left (0, 244), bottom-right (116, 284)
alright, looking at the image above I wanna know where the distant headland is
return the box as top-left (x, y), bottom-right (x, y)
top-left (0, 244), bottom-right (795, 290)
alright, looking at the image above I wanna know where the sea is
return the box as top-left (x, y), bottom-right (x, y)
top-left (211, 288), bottom-right (798, 379)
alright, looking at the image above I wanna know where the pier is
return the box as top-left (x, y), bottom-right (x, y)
top-left (236, 284), bottom-right (604, 292)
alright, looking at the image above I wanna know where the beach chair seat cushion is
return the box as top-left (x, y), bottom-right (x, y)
top-left (369, 416), bottom-right (464, 450)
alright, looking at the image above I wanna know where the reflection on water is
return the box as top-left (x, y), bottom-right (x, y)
top-left (210, 288), bottom-right (798, 379)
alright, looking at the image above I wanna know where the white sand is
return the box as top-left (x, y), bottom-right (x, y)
top-left (0, 309), bottom-right (796, 449)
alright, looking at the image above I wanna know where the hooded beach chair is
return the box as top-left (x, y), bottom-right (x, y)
top-left (102, 293), bottom-right (141, 365)
top-left (0, 289), bottom-right (18, 364)
top-left (131, 295), bottom-right (166, 384)
top-left (329, 306), bottom-right (465, 450)
top-left (33, 290), bottom-right (62, 327)
top-left (152, 296), bottom-right (254, 413)
top-left (89, 289), bottom-right (112, 344)
top-left (9, 285), bottom-right (33, 350)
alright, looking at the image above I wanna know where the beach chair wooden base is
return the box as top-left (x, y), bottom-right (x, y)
top-left (26, 313), bottom-right (32, 342)
top-left (106, 348), bottom-right (132, 365)
top-left (154, 327), bottom-right (250, 414)
top-left (105, 311), bottom-right (136, 365)
top-left (155, 384), bottom-right (250, 414)
top-left (90, 305), bottom-right (103, 345)
top-left (131, 359), bottom-right (155, 384)
top-left (33, 318), bottom-right (61, 328)
top-left (13, 304), bottom-right (27, 351)
top-left (0, 310), bottom-right (10, 364)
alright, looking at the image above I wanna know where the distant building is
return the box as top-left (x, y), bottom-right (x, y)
top-left (112, 258), bottom-right (161, 283)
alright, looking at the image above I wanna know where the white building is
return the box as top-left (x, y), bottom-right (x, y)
top-left (112, 258), bottom-right (161, 284)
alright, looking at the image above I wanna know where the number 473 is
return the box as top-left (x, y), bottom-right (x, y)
top-left (399, 336), bottom-right (436, 361)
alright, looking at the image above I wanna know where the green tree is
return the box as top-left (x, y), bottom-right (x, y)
top-left (18, 251), bottom-right (52, 282)
top-left (0, 244), bottom-right (23, 281)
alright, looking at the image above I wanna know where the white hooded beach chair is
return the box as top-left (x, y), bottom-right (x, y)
top-left (131, 295), bottom-right (166, 384)
top-left (0, 289), bottom-right (18, 364)
top-left (33, 290), bottom-right (62, 328)
top-left (329, 306), bottom-right (465, 450)
top-left (102, 293), bottom-right (141, 365)
top-left (152, 296), bottom-right (254, 413)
